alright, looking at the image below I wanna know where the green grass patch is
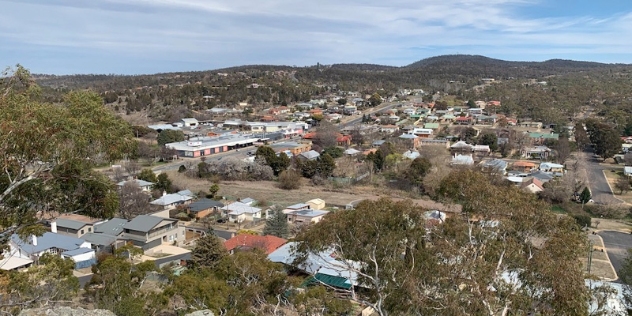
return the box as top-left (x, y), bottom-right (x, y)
top-left (551, 205), bottom-right (568, 214)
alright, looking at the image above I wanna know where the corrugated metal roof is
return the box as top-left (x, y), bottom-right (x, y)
top-left (94, 218), bottom-right (128, 236)
top-left (55, 218), bottom-right (89, 230)
top-left (81, 233), bottom-right (117, 246)
top-left (61, 247), bottom-right (94, 256)
top-left (123, 215), bottom-right (174, 233)
top-left (11, 232), bottom-right (86, 255)
top-left (189, 198), bottom-right (224, 212)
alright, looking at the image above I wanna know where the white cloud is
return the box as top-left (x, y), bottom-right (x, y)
top-left (1, 0), bottom-right (631, 73)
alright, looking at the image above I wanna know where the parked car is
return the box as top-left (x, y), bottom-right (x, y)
top-left (216, 218), bottom-right (227, 223)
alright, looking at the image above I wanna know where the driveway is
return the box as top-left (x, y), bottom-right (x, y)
top-left (597, 230), bottom-right (632, 279)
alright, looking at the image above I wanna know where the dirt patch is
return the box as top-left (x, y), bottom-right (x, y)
top-left (592, 218), bottom-right (632, 233)
top-left (603, 170), bottom-right (632, 205)
top-left (165, 170), bottom-right (461, 213)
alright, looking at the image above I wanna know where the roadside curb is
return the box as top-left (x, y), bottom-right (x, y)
top-left (600, 170), bottom-right (627, 204)
top-left (591, 232), bottom-right (619, 281)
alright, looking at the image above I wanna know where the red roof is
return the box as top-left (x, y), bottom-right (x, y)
top-left (337, 135), bottom-right (351, 142)
top-left (456, 116), bottom-right (471, 121)
top-left (224, 234), bottom-right (287, 255)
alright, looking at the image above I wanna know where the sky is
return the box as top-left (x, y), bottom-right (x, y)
top-left (2, 0), bottom-right (632, 75)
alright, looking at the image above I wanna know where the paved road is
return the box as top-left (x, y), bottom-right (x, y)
top-left (340, 103), bottom-right (398, 129)
top-left (597, 231), bottom-right (632, 280)
top-left (581, 150), bottom-right (624, 205)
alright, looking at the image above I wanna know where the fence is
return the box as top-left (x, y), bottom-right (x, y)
top-left (328, 172), bottom-right (370, 185)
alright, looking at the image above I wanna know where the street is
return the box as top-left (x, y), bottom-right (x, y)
top-left (580, 150), bottom-right (624, 205)
top-left (597, 231), bottom-right (632, 281)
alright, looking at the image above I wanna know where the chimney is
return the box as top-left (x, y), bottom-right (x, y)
top-left (163, 190), bottom-right (167, 197)
top-left (51, 221), bottom-right (57, 233)
top-left (32, 235), bottom-right (37, 246)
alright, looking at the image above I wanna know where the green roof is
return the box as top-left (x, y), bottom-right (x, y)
top-left (424, 123), bottom-right (440, 129)
top-left (528, 132), bottom-right (559, 139)
top-left (301, 273), bottom-right (352, 290)
top-left (409, 114), bottom-right (421, 118)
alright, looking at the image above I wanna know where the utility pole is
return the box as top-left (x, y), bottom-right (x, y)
top-left (587, 240), bottom-right (594, 274)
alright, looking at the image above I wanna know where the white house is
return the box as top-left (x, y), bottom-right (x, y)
top-left (222, 202), bottom-right (262, 223)
top-left (117, 179), bottom-right (154, 192)
top-left (150, 191), bottom-right (194, 210)
top-left (452, 154), bottom-right (474, 166)
top-left (625, 167), bottom-right (632, 177)
top-left (179, 118), bottom-right (199, 127)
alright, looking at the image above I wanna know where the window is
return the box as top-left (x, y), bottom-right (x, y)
top-left (88, 227), bottom-right (92, 232)
top-left (80, 229), bottom-right (84, 234)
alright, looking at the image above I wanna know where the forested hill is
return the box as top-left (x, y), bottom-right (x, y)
top-left (33, 55), bottom-right (627, 91)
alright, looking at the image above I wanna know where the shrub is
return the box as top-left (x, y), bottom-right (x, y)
top-left (573, 214), bottom-right (592, 228)
top-left (278, 170), bottom-right (302, 190)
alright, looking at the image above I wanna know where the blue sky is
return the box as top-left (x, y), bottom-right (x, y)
top-left (2, 0), bottom-right (632, 75)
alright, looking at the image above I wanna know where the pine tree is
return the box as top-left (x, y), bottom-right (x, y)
top-left (263, 209), bottom-right (289, 239)
top-left (579, 187), bottom-right (592, 204)
top-left (188, 234), bottom-right (228, 269)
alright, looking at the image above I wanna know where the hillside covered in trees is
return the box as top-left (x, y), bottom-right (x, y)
top-left (27, 55), bottom-right (632, 125)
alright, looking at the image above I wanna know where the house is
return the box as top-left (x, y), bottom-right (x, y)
top-left (450, 141), bottom-right (473, 153)
top-left (468, 108), bottom-right (483, 115)
top-left (410, 128), bottom-right (433, 138)
top-left (179, 118), bottom-right (199, 127)
top-left (521, 146), bottom-right (551, 159)
top-left (224, 235), bottom-right (287, 255)
top-left (455, 116), bottom-right (472, 125)
top-left (306, 198), bottom-right (326, 210)
top-left (442, 114), bottom-right (456, 121)
top-left (240, 197), bottom-right (256, 206)
top-left (117, 179), bottom-right (154, 192)
top-left (222, 202), bottom-right (262, 223)
top-left (268, 242), bottom-right (360, 290)
top-left (539, 162), bottom-right (564, 174)
top-left (513, 161), bottom-right (538, 173)
top-left (399, 133), bottom-right (420, 148)
top-left (52, 219), bottom-right (95, 238)
top-left (343, 148), bottom-right (361, 156)
top-left (121, 215), bottom-right (184, 250)
top-left (299, 150), bottom-right (321, 161)
top-left (520, 177), bottom-right (545, 194)
top-left (9, 232), bottom-right (95, 270)
top-left (81, 218), bottom-right (129, 253)
top-left (188, 198), bottom-right (225, 220)
top-left (472, 145), bottom-right (491, 155)
top-left (625, 167), bottom-right (632, 177)
top-left (403, 150), bottom-right (421, 160)
top-left (372, 140), bottom-right (386, 148)
top-left (287, 209), bottom-right (330, 224)
top-left (337, 135), bottom-right (352, 146)
top-left (282, 203), bottom-right (311, 215)
top-left (528, 170), bottom-right (554, 183)
top-left (528, 132), bottom-right (559, 144)
top-left (481, 159), bottom-right (508, 175)
top-left (451, 154), bottom-right (474, 166)
top-left (518, 121), bottom-right (543, 129)
top-left (150, 191), bottom-right (194, 210)
top-left (424, 122), bottom-right (440, 130)
top-left (420, 139), bottom-right (450, 149)
top-left (379, 125), bottom-right (399, 134)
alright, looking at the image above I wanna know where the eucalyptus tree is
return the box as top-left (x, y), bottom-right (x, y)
top-left (0, 65), bottom-right (135, 236)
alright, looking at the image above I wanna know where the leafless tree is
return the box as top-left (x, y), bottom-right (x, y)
top-left (112, 166), bottom-right (126, 182)
top-left (124, 161), bottom-right (141, 177)
top-left (313, 120), bottom-right (340, 149)
top-left (119, 181), bottom-right (154, 219)
top-left (554, 137), bottom-right (571, 164)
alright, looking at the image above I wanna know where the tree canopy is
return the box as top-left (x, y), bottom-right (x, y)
top-left (296, 169), bottom-right (590, 316)
top-left (0, 65), bottom-right (135, 236)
